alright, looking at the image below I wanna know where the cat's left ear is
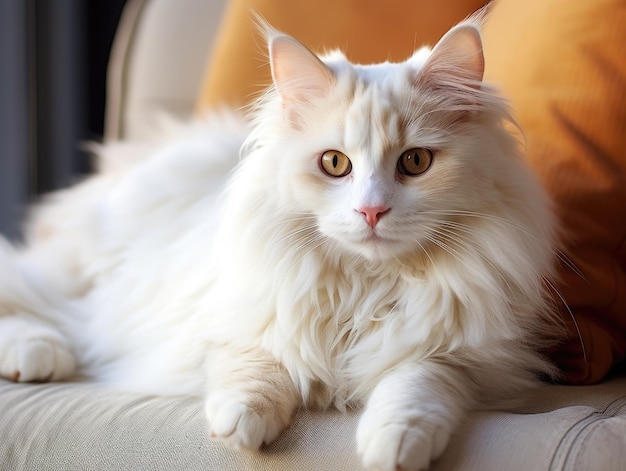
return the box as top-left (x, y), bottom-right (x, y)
top-left (417, 22), bottom-right (484, 91)
top-left (269, 35), bottom-right (335, 101)
top-left (268, 31), bottom-right (335, 116)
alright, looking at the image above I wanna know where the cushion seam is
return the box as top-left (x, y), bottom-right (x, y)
top-left (549, 396), bottom-right (626, 470)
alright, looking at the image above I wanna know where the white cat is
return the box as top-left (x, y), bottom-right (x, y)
top-left (0, 19), bottom-right (559, 471)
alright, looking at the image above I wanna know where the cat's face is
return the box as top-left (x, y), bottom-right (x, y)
top-left (263, 25), bottom-right (512, 262)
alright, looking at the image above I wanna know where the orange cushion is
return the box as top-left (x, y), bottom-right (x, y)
top-left (482, 0), bottom-right (626, 384)
top-left (196, 0), bottom-right (488, 111)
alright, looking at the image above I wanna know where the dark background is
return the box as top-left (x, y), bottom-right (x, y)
top-left (0, 0), bottom-right (127, 240)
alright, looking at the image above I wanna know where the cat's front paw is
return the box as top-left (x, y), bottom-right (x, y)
top-left (205, 392), bottom-right (286, 449)
top-left (357, 414), bottom-right (451, 471)
top-left (0, 318), bottom-right (76, 382)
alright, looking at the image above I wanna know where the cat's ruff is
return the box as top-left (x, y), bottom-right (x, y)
top-left (0, 19), bottom-right (559, 471)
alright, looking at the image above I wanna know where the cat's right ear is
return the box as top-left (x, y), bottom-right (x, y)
top-left (266, 28), bottom-right (335, 126)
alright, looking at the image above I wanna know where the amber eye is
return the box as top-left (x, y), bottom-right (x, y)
top-left (320, 150), bottom-right (352, 177)
top-left (397, 148), bottom-right (433, 176)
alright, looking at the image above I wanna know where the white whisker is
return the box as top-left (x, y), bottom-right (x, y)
top-left (426, 208), bottom-right (540, 236)
top-left (543, 278), bottom-right (587, 362)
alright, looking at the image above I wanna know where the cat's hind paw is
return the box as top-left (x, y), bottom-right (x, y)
top-left (205, 392), bottom-right (285, 450)
top-left (0, 318), bottom-right (76, 382)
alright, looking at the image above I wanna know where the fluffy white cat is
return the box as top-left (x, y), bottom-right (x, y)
top-left (0, 19), bottom-right (559, 471)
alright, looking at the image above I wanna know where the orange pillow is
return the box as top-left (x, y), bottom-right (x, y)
top-left (483, 0), bottom-right (626, 384)
top-left (196, 0), bottom-right (488, 111)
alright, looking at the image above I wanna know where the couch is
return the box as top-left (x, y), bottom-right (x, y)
top-left (2, 1), bottom-right (625, 470)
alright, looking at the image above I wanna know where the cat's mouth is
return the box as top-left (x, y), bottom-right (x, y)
top-left (362, 231), bottom-right (387, 243)
top-left (347, 230), bottom-right (406, 260)
top-left (355, 229), bottom-right (398, 249)
top-left (322, 220), bottom-right (405, 259)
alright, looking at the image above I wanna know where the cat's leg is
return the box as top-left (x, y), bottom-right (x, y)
top-left (205, 346), bottom-right (300, 449)
top-left (356, 362), bottom-right (474, 471)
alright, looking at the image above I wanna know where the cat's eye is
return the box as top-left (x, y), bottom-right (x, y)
top-left (397, 148), bottom-right (433, 176)
top-left (320, 150), bottom-right (352, 177)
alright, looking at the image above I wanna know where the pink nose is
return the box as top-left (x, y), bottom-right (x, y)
top-left (358, 206), bottom-right (389, 228)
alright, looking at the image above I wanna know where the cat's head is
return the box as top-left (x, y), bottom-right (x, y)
top-left (249, 21), bottom-right (525, 263)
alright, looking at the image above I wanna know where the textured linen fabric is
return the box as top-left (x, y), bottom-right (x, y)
top-left (1, 377), bottom-right (625, 470)
top-left (0, 380), bottom-right (361, 471)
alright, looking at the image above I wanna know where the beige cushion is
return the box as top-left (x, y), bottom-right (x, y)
top-left (2, 377), bottom-right (625, 470)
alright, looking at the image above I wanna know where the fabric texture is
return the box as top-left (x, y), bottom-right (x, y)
top-left (482, 0), bottom-right (626, 384)
top-left (1, 377), bottom-right (626, 470)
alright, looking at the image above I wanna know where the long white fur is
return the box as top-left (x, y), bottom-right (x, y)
top-left (0, 19), bottom-right (559, 471)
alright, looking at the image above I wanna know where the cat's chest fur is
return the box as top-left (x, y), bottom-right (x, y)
top-left (254, 253), bottom-right (435, 407)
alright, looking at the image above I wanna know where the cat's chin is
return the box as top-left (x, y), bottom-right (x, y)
top-left (341, 233), bottom-right (409, 262)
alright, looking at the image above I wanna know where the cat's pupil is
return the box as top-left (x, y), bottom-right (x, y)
top-left (332, 154), bottom-right (338, 168)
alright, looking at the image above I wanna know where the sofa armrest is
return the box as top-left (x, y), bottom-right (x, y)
top-left (104, 0), bottom-right (228, 142)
